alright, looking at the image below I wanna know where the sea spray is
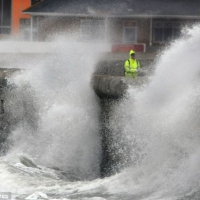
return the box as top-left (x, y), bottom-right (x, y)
top-left (4, 38), bottom-right (102, 180)
top-left (1, 24), bottom-right (200, 200)
top-left (105, 25), bottom-right (200, 199)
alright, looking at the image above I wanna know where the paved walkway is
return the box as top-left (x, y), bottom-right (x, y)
top-left (100, 52), bottom-right (157, 61)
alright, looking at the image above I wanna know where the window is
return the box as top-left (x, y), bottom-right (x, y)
top-left (123, 20), bottom-right (137, 43)
top-left (0, 0), bottom-right (11, 34)
top-left (153, 21), bottom-right (181, 43)
top-left (81, 19), bottom-right (105, 41)
top-left (21, 17), bottom-right (39, 41)
top-left (123, 27), bottom-right (137, 43)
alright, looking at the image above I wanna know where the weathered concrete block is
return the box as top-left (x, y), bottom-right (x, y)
top-left (92, 75), bottom-right (149, 99)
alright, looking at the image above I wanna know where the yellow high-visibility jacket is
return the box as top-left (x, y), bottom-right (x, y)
top-left (124, 51), bottom-right (140, 77)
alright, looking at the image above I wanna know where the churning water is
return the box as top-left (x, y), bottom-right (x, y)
top-left (1, 25), bottom-right (200, 199)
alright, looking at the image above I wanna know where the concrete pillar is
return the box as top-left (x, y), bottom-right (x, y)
top-left (30, 16), bottom-right (33, 41)
top-left (149, 18), bottom-right (153, 46)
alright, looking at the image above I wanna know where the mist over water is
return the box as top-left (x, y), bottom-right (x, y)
top-left (3, 38), bottom-right (102, 180)
top-left (1, 25), bottom-right (200, 199)
top-left (105, 25), bottom-right (200, 199)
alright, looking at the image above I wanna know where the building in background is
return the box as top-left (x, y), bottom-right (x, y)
top-left (0, 0), bottom-right (40, 39)
top-left (23, 0), bottom-right (200, 52)
top-left (0, 0), bottom-right (12, 36)
top-left (12, 0), bottom-right (31, 35)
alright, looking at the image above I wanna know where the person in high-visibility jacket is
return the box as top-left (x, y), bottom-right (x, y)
top-left (124, 50), bottom-right (140, 77)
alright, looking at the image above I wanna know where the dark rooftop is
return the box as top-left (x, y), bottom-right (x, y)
top-left (24, 0), bottom-right (200, 18)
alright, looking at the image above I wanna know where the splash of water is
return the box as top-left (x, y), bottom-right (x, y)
top-left (2, 37), bottom-right (102, 181)
top-left (104, 24), bottom-right (200, 199)
top-left (1, 24), bottom-right (200, 200)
